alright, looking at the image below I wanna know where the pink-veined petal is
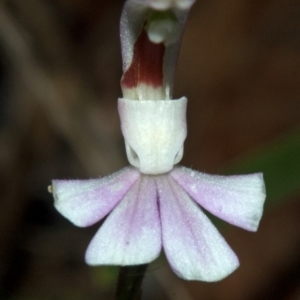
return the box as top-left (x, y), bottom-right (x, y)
top-left (85, 176), bottom-right (161, 266)
top-left (171, 166), bottom-right (266, 231)
top-left (157, 175), bottom-right (239, 281)
top-left (52, 167), bottom-right (140, 227)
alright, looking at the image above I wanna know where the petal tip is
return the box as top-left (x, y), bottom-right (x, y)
top-left (170, 250), bottom-right (240, 282)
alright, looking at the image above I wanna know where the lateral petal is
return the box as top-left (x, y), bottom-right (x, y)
top-left (85, 176), bottom-right (161, 266)
top-left (52, 167), bottom-right (140, 227)
top-left (171, 166), bottom-right (266, 231)
top-left (157, 176), bottom-right (239, 281)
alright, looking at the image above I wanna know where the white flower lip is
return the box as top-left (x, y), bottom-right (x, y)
top-left (118, 97), bottom-right (187, 174)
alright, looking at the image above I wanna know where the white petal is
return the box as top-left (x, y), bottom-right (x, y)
top-left (157, 176), bottom-right (239, 281)
top-left (85, 176), bottom-right (161, 266)
top-left (171, 166), bottom-right (266, 231)
top-left (52, 167), bottom-right (140, 227)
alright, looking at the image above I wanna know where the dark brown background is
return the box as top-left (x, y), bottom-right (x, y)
top-left (0, 0), bottom-right (300, 299)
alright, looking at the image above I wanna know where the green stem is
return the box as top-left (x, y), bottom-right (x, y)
top-left (114, 264), bottom-right (148, 300)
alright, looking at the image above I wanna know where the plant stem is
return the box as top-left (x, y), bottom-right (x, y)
top-left (114, 264), bottom-right (148, 300)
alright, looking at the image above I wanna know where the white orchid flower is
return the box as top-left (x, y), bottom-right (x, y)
top-left (50, 0), bottom-right (266, 282)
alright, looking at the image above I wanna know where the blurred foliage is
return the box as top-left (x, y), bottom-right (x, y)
top-left (91, 266), bottom-right (118, 292)
top-left (225, 127), bottom-right (300, 207)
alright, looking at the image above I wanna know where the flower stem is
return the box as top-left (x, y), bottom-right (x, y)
top-left (114, 264), bottom-right (148, 300)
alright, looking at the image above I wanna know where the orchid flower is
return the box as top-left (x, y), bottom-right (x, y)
top-left (50, 0), bottom-right (266, 282)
